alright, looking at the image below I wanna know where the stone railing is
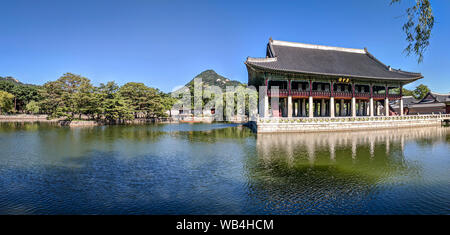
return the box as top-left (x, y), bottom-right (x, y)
top-left (258, 114), bottom-right (450, 124)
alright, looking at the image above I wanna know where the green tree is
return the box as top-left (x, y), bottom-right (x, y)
top-left (119, 82), bottom-right (167, 118)
top-left (0, 80), bottom-right (40, 112)
top-left (160, 92), bottom-right (178, 117)
top-left (98, 82), bottom-right (134, 123)
top-left (391, 0), bottom-right (434, 63)
top-left (0, 91), bottom-right (15, 114)
top-left (40, 73), bottom-right (95, 120)
top-left (58, 73), bottom-right (95, 119)
top-left (413, 84), bottom-right (430, 99)
top-left (39, 80), bottom-right (64, 118)
top-left (391, 87), bottom-right (413, 96)
top-left (25, 100), bottom-right (40, 114)
top-left (402, 87), bottom-right (414, 96)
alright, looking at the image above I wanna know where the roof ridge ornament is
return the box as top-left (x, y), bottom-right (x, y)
top-left (271, 39), bottom-right (366, 54)
top-left (246, 57), bottom-right (277, 63)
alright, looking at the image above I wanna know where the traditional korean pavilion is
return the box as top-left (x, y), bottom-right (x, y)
top-left (245, 38), bottom-right (423, 118)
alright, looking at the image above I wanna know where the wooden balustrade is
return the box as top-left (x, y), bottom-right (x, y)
top-left (267, 89), bottom-right (402, 100)
top-left (333, 92), bottom-right (352, 98)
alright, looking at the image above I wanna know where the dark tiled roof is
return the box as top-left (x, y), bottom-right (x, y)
top-left (419, 92), bottom-right (450, 103)
top-left (390, 96), bottom-right (419, 108)
top-left (245, 39), bottom-right (423, 81)
top-left (403, 96), bottom-right (419, 106)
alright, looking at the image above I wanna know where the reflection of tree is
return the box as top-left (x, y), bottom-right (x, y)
top-left (0, 122), bottom-right (50, 133)
top-left (34, 124), bottom-right (167, 160)
top-left (174, 124), bottom-right (255, 143)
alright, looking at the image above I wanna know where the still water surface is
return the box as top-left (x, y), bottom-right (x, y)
top-left (0, 123), bottom-right (449, 214)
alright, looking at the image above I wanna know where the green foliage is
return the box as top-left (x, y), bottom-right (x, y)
top-left (0, 78), bottom-right (41, 112)
top-left (25, 100), bottom-right (40, 114)
top-left (391, 0), bottom-right (434, 63)
top-left (391, 87), bottom-right (413, 96)
top-left (402, 87), bottom-right (413, 96)
top-left (413, 84), bottom-right (430, 99)
top-left (39, 73), bottom-right (94, 120)
top-left (0, 91), bottom-right (15, 114)
top-left (119, 82), bottom-right (168, 118)
top-left (38, 73), bottom-right (172, 122)
top-left (97, 82), bottom-right (134, 122)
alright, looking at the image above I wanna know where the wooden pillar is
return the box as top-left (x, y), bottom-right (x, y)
top-left (309, 96), bottom-right (313, 118)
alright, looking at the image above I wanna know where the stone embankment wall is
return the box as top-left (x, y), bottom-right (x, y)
top-left (0, 114), bottom-right (59, 122)
top-left (254, 115), bottom-right (447, 133)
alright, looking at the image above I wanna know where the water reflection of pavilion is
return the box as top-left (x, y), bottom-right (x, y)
top-left (256, 126), bottom-right (449, 164)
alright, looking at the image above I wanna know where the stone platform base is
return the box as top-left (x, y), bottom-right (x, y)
top-left (252, 115), bottom-right (448, 133)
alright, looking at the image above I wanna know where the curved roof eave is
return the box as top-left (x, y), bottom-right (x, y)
top-left (245, 62), bottom-right (423, 83)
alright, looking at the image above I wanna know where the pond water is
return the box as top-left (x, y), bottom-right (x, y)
top-left (0, 122), bottom-right (449, 214)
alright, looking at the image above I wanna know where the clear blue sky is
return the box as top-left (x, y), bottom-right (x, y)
top-left (0, 0), bottom-right (449, 93)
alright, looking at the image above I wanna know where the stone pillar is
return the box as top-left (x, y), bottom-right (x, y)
top-left (298, 100), bottom-right (302, 117)
top-left (340, 99), bottom-right (345, 116)
top-left (369, 97), bottom-right (374, 117)
top-left (293, 100), bottom-right (297, 117)
top-left (302, 99), bottom-right (306, 117)
top-left (356, 100), bottom-right (360, 116)
top-left (264, 93), bottom-right (269, 117)
top-left (309, 96), bottom-right (313, 118)
top-left (400, 98), bottom-right (404, 116)
top-left (376, 101), bottom-right (381, 116)
top-left (287, 96), bottom-right (293, 117)
top-left (321, 99), bottom-right (325, 117)
top-left (362, 101), bottom-right (366, 116)
top-left (366, 101), bottom-right (370, 116)
top-left (330, 97), bottom-right (335, 118)
top-left (352, 97), bottom-right (356, 117)
top-left (385, 97), bottom-right (390, 117)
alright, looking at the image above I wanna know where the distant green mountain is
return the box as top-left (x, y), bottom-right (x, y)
top-left (0, 76), bottom-right (22, 84)
top-left (0, 76), bottom-right (40, 88)
top-left (184, 70), bottom-right (244, 90)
